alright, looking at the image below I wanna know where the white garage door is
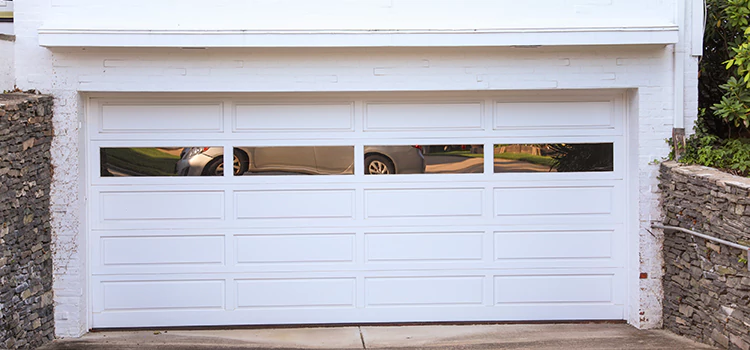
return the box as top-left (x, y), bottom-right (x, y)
top-left (88, 92), bottom-right (629, 328)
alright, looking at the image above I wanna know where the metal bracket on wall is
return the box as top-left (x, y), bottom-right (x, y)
top-left (652, 223), bottom-right (750, 271)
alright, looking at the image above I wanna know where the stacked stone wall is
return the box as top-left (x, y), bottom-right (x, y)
top-left (660, 162), bottom-right (750, 350)
top-left (0, 94), bottom-right (54, 349)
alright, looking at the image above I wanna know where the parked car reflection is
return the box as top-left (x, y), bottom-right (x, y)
top-left (175, 146), bottom-right (425, 176)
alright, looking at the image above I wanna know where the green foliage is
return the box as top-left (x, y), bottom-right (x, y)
top-left (714, 77), bottom-right (750, 128)
top-left (677, 0), bottom-right (750, 176)
top-left (550, 143), bottom-right (613, 172)
top-left (680, 133), bottom-right (750, 176)
top-left (709, 0), bottom-right (750, 136)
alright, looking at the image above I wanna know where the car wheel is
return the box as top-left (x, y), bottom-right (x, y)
top-left (202, 150), bottom-right (249, 176)
top-left (365, 154), bottom-right (394, 175)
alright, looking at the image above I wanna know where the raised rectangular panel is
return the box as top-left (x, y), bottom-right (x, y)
top-left (495, 231), bottom-right (612, 260)
top-left (234, 103), bottom-right (354, 131)
top-left (101, 191), bottom-right (224, 221)
top-left (102, 235), bottom-right (224, 265)
top-left (236, 278), bottom-right (355, 308)
top-left (366, 232), bottom-right (483, 261)
top-left (364, 102), bottom-right (483, 131)
top-left (101, 280), bottom-right (224, 310)
top-left (366, 277), bottom-right (483, 306)
top-left (494, 187), bottom-right (612, 217)
top-left (365, 189), bottom-right (483, 218)
top-left (494, 101), bottom-right (613, 129)
top-left (235, 190), bottom-right (354, 219)
top-left (236, 234), bottom-right (354, 263)
top-left (494, 275), bottom-right (613, 304)
top-left (100, 104), bottom-right (223, 132)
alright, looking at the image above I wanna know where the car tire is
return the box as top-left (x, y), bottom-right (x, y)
top-left (202, 150), bottom-right (249, 176)
top-left (365, 154), bottom-right (395, 174)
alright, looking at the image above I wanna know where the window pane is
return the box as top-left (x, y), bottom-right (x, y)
top-left (493, 143), bottom-right (614, 173)
top-left (364, 145), bottom-right (483, 175)
top-left (101, 147), bottom-right (223, 177)
top-left (235, 146), bottom-right (354, 176)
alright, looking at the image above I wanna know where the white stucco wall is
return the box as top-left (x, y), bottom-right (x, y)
top-left (0, 37), bottom-right (14, 91)
top-left (10, 0), bottom-right (702, 337)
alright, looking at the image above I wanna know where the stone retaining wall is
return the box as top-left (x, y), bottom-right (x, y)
top-left (660, 161), bottom-right (750, 350)
top-left (0, 94), bottom-right (54, 349)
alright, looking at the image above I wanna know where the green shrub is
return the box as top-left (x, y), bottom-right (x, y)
top-left (679, 134), bottom-right (750, 176)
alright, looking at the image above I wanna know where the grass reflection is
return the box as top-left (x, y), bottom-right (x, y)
top-left (103, 148), bottom-right (180, 176)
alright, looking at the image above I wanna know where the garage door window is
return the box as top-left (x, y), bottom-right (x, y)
top-left (365, 144), bottom-right (482, 174)
top-left (100, 147), bottom-right (222, 177)
top-left (493, 143), bottom-right (614, 173)
top-left (235, 146), bottom-right (354, 176)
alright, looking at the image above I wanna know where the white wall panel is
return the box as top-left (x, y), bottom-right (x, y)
top-left (100, 280), bottom-right (225, 310)
top-left (100, 191), bottom-right (224, 221)
top-left (366, 232), bottom-right (483, 262)
top-left (236, 234), bottom-right (355, 263)
top-left (495, 231), bottom-right (612, 260)
top-left (235, 190), bottom-right (354, 219)
top-left (100, 104), bottom-right (223, 133)
top-left (236, 278), bottom-right (355, 308)
top-left (365, 189), bottom-right (483, 218)
top-left (494, 187), bottom-right (612, 217)
top-left (234, 103), bottom-right (354, 132)
top-left (495, 275), bottom-right (613, 304)
top-left (366, 276), bottom-right (484, 306)
top-left (494, 101), bottom-right (613, 129)
top-left (364, 102), bottom-right (483, 131)
top-left (102, 235), bottom-right (224, 265)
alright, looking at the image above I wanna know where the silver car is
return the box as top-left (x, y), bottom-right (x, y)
top-left (176, 146), bottom-right (425, 176)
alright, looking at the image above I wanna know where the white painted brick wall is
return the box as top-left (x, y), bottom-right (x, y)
top-left (0, 38), bottom-right (13, 91)
top-left (11, 0), bottom-right (700, 337)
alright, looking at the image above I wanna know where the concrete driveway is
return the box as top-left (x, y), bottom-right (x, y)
top-left (39, 323), bottom-right (715, 350)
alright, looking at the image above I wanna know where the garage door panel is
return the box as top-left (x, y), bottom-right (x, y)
top-left (235, 234), bottom-right (355, 264)
top-left (494, 101), bottom-right (614, 130)
top-left (364, 188), bottom-right (484, 218)
top-left (235, 190), bottom-right (354, 220)
top-left (99, 103), bottom-right (224, 134)
top-left (100, 235), bottom-right (225, 266)
top-left (97, 280), bottom-right (225, 312)
top-left (99, 191), bottom-right (225, 222)
top-left (92, 304), bottom-right (625, 329)
top-left (234, 103), bottom-right (354, 132)
top-left (495, 230), bottom-right (613, 260)
top-left (365, 232), bottom-right (484, 262)
top-left (364, 102), bottom-right (483, 131)
top-left (236, 278), bottom-right (356, 309)
top-left (365, 276), bottom-right (484, 306)
top-left (494, 186), bottom-right (614, 219)
top-left (494, 275), bottom-right (614, 304)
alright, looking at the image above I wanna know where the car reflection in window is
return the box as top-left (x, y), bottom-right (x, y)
top-left (101, 147), bottom-right (219, 177)
top-left (493, 143), bottom-right (614, 173)
top-left (175, 146), bottom-right (425, 176)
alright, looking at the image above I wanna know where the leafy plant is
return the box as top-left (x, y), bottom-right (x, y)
top-left (680, 134), bottom-right (750, 176)
top-left (676, 0), bottom-right (750, 176)
top-left (708, 0), bottom-right (750, 137)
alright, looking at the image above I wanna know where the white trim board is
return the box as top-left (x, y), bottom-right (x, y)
top-left (38, 26), bottom-right (679, 48)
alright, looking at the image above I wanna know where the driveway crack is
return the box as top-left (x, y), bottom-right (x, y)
top-left (358, 326), bottom-right (367, 349)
